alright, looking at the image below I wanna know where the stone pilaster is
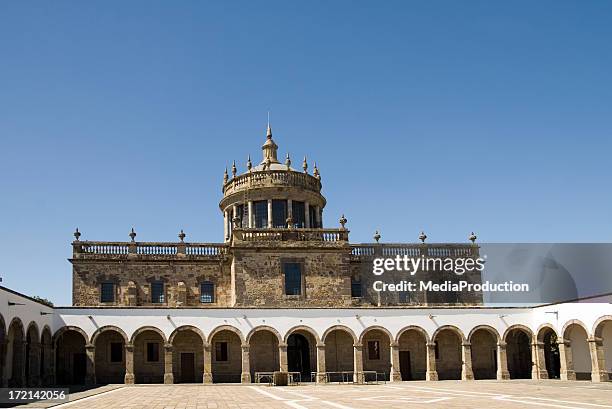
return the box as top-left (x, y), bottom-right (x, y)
top-left (558, 339), bottom-right (576, 381)
top-left (241, 344), bottom-right (251, 383)
top-left (163, 343), bottom-right (174, 384)
top-left (316, 343), bottom-right (327, 383)
top-left (353, 343), bottom-right (364, 384)
top-left (85, 343), bottom-right (96, 385)
top-left (461, 342), bottom-right (474, 381)
top-left (248, 201), bottom-right (253, 228)
top-left (533, 342), bottom-right (548, 379)
top-left (390, 343), bottom-right (401, 382)
top-left (496, 342), bottom-right (510, 380)
top-left (426, 342), bottom-right (438, 381)
top-left (203, 343), bottom-right (213, 383)
top-left (224, 210), bottom-right (229, 240)
top-left (304, 202), bottom-right (310, 228)
top-left (279, 343), bottom-right (288, 372)
top-left (124, 343), bottom-right (135, 384)
top-left (588, 337), bottom-right (608, 382)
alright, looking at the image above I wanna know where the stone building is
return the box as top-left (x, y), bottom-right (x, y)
top-left (1, 123), bottom-right (611, 388)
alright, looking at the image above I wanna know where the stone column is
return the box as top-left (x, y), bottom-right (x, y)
top-left (390, 342), bottom-right (401, 382)
top-left (533, 342), bottom-right (548, 379)
top-left (426, 342), bottom-right (438, 381)
top-left (287, 199), bottom-right (293, 220)
top-left (530, 342), bottom-right (539, 379)
top-left (316, 343), bottom-right (326, 383)
top-left (558, 339), bottom-right (576, 380)
top-left (496, 342), bottom-right (510, 380)
top-left (279, 342), bottom-right (288, 372)
top-left (85, 343), bottom-right (96, 385)
top-left (315, 206), bottom-right (321, 228)
top-left (203, 343), bottom-right (213, 383)
top-left (267, 199), bottom-right (273, 228)
top-left (241, 344), bottom-right (251, 383)
top-left (163, 343), bottom-right (174, 384)
top-left (588, 337), bottom-right (608, 382)
top-left (248, 201), bottom-right (254, 228)
top-left (304, 202), bottom-right (310, 228)
top-left (461, 342), bottom-right (474, 380)
top-left (353, 343), bottom-right (364, 384)
top-left (124, 343), bottom-right (134, 384)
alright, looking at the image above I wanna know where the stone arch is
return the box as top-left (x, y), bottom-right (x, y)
top-left (592, 315), bottom-right (612, 382)
top-left (54, 326), bottom-right (88, 385)
top-left (322, 325), bottom-right (358, 345)
top-left (25, 322), bottom-right (40, 386)
top-left (132, 326), bottom-right (167, 384)
top-left (7, 317), bottom-right (25, 386)
top-left (323, 325), bottom-right (356, 381)
top-left (284, 325), bottom-right (321, 344)
top-left (503, 324), bottom-right (533, 343)
top-left (537, 324), bottom-right (560, 379)
top-left (432, 325), bottom-right (464, 380)
top-left (285, 326), bottom-right (319, 382)
top-left (207, 325), bottom-right (245, 345)
top-left (170, 326), bottom-right (205, 383)
top-left (40, 326), bottom-right (53, 386)
top-left (130, 326), bottom-right (167, 345)
top-left (395, 325), bottom-right (430, 344)
top-left (168, 325), bottom-right (206, 346)
top-left (360, 326), bottom-right (392, 381)
top-left (562, 320), bottom-right (592, 380)
top-left (396, 325), bottom-right (428, 381)
top-left (92, 326), bottom-right (127, 384)
top-left (468, 325), bottom-right (499, 380)
top-left (245, 326), bottom-right (282, 344)
top-left (247, 326), bottom-right (280, 381)
top-left (91, 326), bottom-right (128, 345)
top-left (504, 325), bottom-right (533, 379)
top-left (209, 325), bottom-right (243, 383)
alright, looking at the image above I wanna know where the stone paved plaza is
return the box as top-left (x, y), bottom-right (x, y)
top-left (13, 380), bottom-right (612, 409)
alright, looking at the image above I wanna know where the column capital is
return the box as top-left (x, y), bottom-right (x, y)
top-left (241, 344), bottom-right (250, 351)
top-left (85, 343), bottom-right (95, 351)
top-left (497, 341), bottom-right (507, 348)
top-left (164, 343), bottom-right (173, 351)
top-left (390, 342), bottom-right (399, 348)
top-left (125, 343), bottom-right (134, 351)
top-left (316, 342), bottom-right (326, 349)
top-left (353, 343), bottom-right (363, 348)
top-left (462, 342), bottom-right (472, 347)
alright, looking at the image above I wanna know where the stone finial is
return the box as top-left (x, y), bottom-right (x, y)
top-left (178, 229), bottom-right (186, 242)
top-left (247, 155), bottom-right (252, 171)
top-left (129, 228), bottom-right (137, 242)
top-left (223, 167), bottom-right (228, 184)
top-left (313, 162), bottom-right (320, 179)
top-left (419, 231), bottom-right (427, 243)
top-left (231, 160), bottom-right (237, 177)
top-left (302, 156), bottom-right (308, 173)
top-left (285, 153), bottom-right (291, 169)
top-left (469, 232), bottom-right (477, 243)
top-left (374, 230), bottom-right (381, 243)
top-left (339, 214), bottom-right (347, 229)
top-left (73, 228), bottom-right (81, 241)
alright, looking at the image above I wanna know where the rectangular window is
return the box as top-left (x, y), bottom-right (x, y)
top-left (200, 281), bottom-right (215, 303)
top-left (215, 342), bottom-right (228, 362)
top-left (100, 282), bottom-right (114, 303)
top-left (151, 282), bottom-right (164, 304)
top-left (110, 342), bottom-right (123, 362)
top-left (272, 200), bottom-right (287, 228)
top-left (283, 262), bottom-right (302, 295)
top-left (291, 201), bottom-right (305, 228)
top-left (367, 340), bottom-right (380, 360)
top-left (253, 200), bottom-right (268, 228)
top-left (146, 342), bottom-right (160, 362)
top-left (351, 278), bottom-right (362, 298)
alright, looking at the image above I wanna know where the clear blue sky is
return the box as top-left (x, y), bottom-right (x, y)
top-left (1, 1), bottom-right (611, 305)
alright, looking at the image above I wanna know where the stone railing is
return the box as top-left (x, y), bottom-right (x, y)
top-left (222, 170), bottom-right (322, 196)
top-left (350, 243), bottom-right (478, 260)
top-left (73, 241), bottom-right (227, 259)
top-left (232, 228), bottom-right (349, 242)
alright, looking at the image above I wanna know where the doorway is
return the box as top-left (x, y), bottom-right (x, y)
top-left (287, 334), bottom-right (311, 381)
top-left (180, 353), bottom-right (195, 383)
top-left (73, 353), bottom-right (86, 384)
top-left (399, 351), bottom-right (412, 380)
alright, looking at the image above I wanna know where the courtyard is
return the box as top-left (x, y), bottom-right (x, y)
top-left (15, 380), bottom-right (612, 409)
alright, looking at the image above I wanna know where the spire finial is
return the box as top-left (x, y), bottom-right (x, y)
top-left (129, 227), bottom-right (137, 242)
top-left (73, 227), bottom-right (81, 241)
top-left (223, 167), bottom-right (228, 184)
top-left (313, 162), bottom-right (320, 179)
top-left (231, 160), bottom-right (237, 177)
top-left (247, 155), bottom-right (252, 171)
top-left (266, 111), bottom-right (272, 139)
top-left (303, 156), bottom-right (308, 173)
top-left (285, 152), bottom-right (291, 168)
